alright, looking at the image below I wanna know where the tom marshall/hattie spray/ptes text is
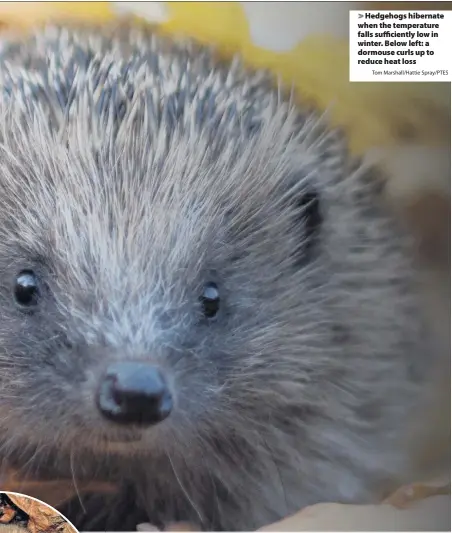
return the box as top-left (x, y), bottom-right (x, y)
top-left (372, 69), bottom-right (449, 76)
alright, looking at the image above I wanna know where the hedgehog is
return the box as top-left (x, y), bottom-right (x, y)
top-left (0, 23), bottom-right (436, 531)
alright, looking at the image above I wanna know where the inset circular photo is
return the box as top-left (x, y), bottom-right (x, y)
top-left (0, 492), bottom-right (78, 533)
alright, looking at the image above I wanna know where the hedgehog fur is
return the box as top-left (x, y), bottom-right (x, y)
top-left (0, 24), bottom-right (434, 531)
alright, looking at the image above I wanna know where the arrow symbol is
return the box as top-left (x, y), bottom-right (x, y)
top-left (358, 13), bottom-right (363, 18)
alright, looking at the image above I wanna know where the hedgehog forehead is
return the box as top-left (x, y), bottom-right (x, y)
top-left (52, 182), bottom-right (224, 281)
top-left (47, 146), bottom-right (283, 283)
top-left (0, 97), bottom-right (303, 261)
top-left (0, 108), bottom-right (315, 299)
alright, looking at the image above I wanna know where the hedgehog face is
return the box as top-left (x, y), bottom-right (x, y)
top-left (0, 97), bottom-right (330, 457)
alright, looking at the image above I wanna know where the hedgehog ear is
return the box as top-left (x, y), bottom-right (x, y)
top-left (297, 189), bottom-right (322, 243)
top-left (293, 188), bottom-right (322, 265)
top-left (289, 126), bottom-right (348, 264)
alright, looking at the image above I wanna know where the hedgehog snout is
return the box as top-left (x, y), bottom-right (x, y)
top-left (95, 362), bottom-right (173, 426)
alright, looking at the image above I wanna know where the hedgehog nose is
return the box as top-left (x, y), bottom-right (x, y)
top-left (96, 362), bottom-right (173, 425)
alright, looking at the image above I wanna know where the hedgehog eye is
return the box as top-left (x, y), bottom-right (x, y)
top-left (14, 270), bottom-right (40, 307)
top-left (200, 282), bottom-right (220, 318)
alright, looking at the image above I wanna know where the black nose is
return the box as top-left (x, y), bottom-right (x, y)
top-left (96, 362), bottom-right (173, 425)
